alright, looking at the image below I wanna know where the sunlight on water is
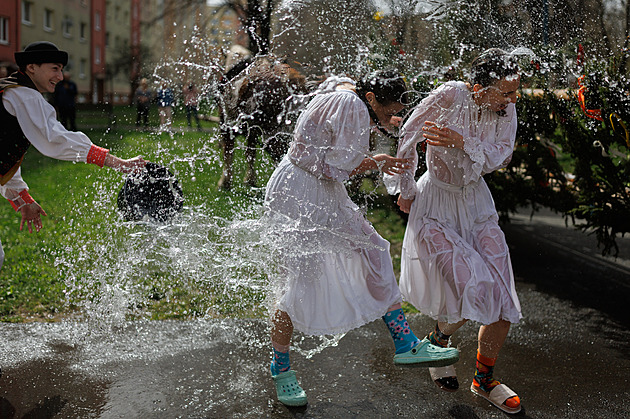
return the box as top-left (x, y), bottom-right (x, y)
top-left (46, 0), bottom-right (546, 359)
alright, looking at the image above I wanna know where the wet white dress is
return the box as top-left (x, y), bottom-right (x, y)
top-left (264, 77), bottom-right (401, 336)
top-left (386, 81), bottom-right (522, 325)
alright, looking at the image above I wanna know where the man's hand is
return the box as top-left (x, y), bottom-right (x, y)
top-left (19, 202), bottom-right (47, 233)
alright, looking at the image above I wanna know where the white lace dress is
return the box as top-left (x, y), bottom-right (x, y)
top-left (386, 81), bottom-right (522, 325)
top-left (264, 77), bottom-right (401, 336)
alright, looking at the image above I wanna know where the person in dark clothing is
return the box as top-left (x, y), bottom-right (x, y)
top-left (53, 71), bottom-right (78, 130)
top-left (134, 78), bottom-right (152, 128)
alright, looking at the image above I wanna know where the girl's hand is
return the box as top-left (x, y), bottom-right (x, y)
top-left (390, 115), bottom-right (403, 127)
top-left (372, 154), bottom-right (412, 175)
top-left (19, 202), bottom-right (47, 233)
top-left (397, 195), bottom-right (414, 214)
top-left (422, 121), bottom-right (464, 149)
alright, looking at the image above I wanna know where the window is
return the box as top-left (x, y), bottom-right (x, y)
top-left (80, 22), bottom-right (86, 41)
top-left (95, 12), bottom-right (101, 31)
top-left (22, 2), bottom-right (32, 25)
top-left (79, 59), bottom-right (86, 79)
top-left (44, 9), bottom-right (53, 31)
top-left (0, 17), bottom-right (8, 45)
top-left (94, 45), bottom-right (101, 64)
top-left (62, 16), bottom-right (73, 37)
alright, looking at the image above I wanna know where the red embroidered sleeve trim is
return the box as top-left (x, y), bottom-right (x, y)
top-left (86, 145), bottom-right (109, 168)
top-left (18, 190), bottom-right (35, 204)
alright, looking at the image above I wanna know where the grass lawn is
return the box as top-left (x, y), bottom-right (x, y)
top-left (0, 106), bottom-right (412, 322)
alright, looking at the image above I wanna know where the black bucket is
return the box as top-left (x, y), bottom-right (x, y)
top-left (117, 162), bottom-right (184, 222)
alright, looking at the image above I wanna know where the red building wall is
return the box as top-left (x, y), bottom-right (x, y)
top-left (130, 0), bottom-right (141, 83)
top-left (90, 0), bottom-right (106, 103)
top-left (0, 0), bottom-right (20, 69)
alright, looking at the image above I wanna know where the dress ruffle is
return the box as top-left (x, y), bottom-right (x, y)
top-left (265, 158), bottom-right (401, 335)
top-left (399, 172), bottom-right (522, 325)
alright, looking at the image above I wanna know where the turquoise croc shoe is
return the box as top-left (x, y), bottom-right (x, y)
top-left (272, 370), bottom-right (308, 407)
top-left (393, 337), bottom-right (460, 367)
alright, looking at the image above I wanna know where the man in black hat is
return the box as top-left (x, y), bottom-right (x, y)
top-left (0, 41), bottom-right (146, 270)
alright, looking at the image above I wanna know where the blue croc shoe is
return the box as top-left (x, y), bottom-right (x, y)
top-left (272, 370), bottom-right (308, 407)
top-left (393, 337), bottom-right (460, 367)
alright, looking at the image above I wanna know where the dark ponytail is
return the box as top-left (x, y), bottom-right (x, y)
top-left (355, 69), bottom-right (408, 106)
top-left (355, 69), bottom-right (408, 138)
top-left (471, 48), bottom-right (519, 87)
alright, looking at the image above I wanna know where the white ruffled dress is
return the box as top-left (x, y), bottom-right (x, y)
top-left (264, 77), bottom-right (401, 336)
top-left (386, 81), bottom-right (522, 325)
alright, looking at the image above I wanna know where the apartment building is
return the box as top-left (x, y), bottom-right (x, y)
top-left (1, 0), bottom-right (141, 104)
top-left (0, 0), bottom-right (243, 104)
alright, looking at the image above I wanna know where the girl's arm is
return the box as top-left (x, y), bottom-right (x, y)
top-left (350, 154), bottom-right (411, 177)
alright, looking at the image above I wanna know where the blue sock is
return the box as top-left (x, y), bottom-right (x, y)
top-left (383, 308), bottom-right (420, 354)
top-left (270, 348), bottom-right (291, 376)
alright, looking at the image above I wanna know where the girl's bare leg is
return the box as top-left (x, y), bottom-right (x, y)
top-left (478, 319), bottom-right (510, 358)
top-left (271, 309), bottom-right (293, 347)
top-left (437, 319), bottom-right (468, 336)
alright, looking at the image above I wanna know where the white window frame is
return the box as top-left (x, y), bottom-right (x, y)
top-left (80, 22), bottom-right (87, 41)
top-left (79, 58), bottom-right (86, 79)
top-left (21, 2), bottom-right (32, 25)
top-left (0, 17), bottom-right (9, 45)
top-left (62, 16), bottom-right (73, 38)
top-left (44, 9), bottom-right (53, 32)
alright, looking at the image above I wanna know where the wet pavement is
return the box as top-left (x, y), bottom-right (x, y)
top-left (0, 208), bottom-right (629, 419)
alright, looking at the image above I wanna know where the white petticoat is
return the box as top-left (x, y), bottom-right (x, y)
top-left (400, 172), bottom-right (522, 325)
top-left (264, 157), bottom-right (401, 336)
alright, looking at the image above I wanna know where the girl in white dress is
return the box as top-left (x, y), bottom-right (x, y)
top-left (387, 49), bottom-right (523, 414)
top-left (265, 70), bottom-right (460, 407)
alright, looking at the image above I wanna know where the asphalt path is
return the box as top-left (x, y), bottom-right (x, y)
top-left (0, 208), bottom-right (628, 418)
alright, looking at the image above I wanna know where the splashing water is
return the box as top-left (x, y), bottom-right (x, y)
top-left (45, 0), bottom-right (562, 358)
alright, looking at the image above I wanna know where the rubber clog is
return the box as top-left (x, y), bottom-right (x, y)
top-left (272, 370), bottom-right (308, 407)
top-left (429, 365), bottom-right (459, 392)
top-left (393, 337), bottom-right (460, 367)
top-left (470, 381), bottom-right (522, 414)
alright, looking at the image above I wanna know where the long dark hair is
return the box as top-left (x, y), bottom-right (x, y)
top-left (471, 48), bottom-right (519, 87)
top-left (355, 69), bottom-right (408, 138)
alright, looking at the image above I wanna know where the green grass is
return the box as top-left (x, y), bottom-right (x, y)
top-left (0, 106), bottom-right (410, 321)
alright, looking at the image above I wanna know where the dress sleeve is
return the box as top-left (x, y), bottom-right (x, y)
top-left (321, 93), bottom-right (371, 182)
top-left (3, 87), bottom-right (101, 163)
top-left (0, 167), bottom-right (28, 200)
top-left (463, 103), bottom-right (517, 177)
top-left (385, 84), bottom-right (457, 198)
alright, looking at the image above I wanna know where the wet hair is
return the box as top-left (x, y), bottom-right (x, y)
top-left (354, 69), bottom-right (408, 138)
top-left (471, 48), bottom-right (519, 87)
top-left (355, 69), bottom-right (409, 106)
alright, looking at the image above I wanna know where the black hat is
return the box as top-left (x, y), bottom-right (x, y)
top-left (117, 162), bottom-right (184, 222)
top-left (14, 42), bottom-right (68, 68)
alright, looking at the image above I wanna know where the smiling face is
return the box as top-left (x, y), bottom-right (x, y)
top-left (474, 75), bottom-right (521, 113)
top-left (25, 62), bottom-right (64, 93)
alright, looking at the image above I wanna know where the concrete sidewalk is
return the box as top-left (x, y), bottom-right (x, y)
top-left (0, 209), bottom-right (628, 418)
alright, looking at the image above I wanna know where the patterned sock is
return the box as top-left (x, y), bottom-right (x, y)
top-left (473, 351), bottom-right (500, 392)
top-left (382, 308), bottom-right (420, 354)
top-left (270, 344), bottom-right (291, 376)
top-left (428, 323), bottom-right (451, 348)
top-left (473, 351), bottom-right (520, 408)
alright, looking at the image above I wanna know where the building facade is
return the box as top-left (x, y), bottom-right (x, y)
top-left (0, 0), bottom-right (244, 104)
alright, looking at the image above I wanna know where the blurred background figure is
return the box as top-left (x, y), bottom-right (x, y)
top-left (53, 71), bottom-right (78, 131)
top-left (156, 82), bottom-right (174, 130)
top-left (134, 78), bottom-right (153, 129)
top-left (184, 83), bottom-right (202, 131)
